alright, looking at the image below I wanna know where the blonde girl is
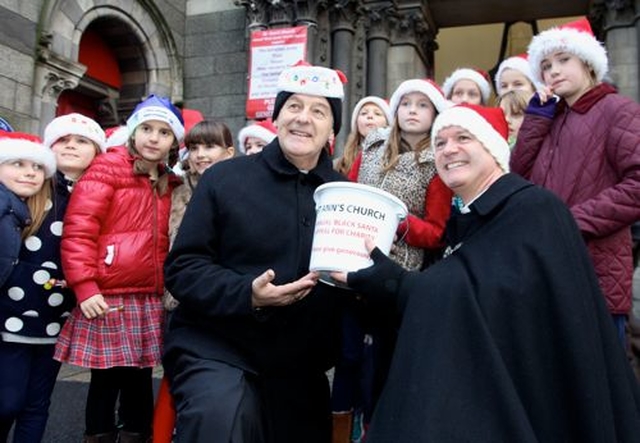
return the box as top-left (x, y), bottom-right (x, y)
top-left (335, 96), bottom-right (390, 176)
top-left (0, 130), bottom-right (60, 443)
top-left (442, 68), bottom-right (492, 105)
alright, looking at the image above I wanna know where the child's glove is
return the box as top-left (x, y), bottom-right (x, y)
top-left (525, 92), bottom-right (558, 119)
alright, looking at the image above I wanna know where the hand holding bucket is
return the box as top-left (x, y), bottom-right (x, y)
top-left (309, 182), bottom-right (408, 287)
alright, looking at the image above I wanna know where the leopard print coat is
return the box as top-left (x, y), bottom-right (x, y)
top-left (358, 127), bottom-right (438, 270)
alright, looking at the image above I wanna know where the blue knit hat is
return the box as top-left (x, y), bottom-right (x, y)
top-left (126, 95), bottom-right (185, 141)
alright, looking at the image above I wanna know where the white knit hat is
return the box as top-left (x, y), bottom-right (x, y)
top-left (350, 96), bottom-right (392, 132)
top-left (389, 79), bottom-right (449, 118)
top-left (527, 18), bottom-right (608, 84)
top-left (494, 55), bottom-right (540, 96)
top-left (431, 104), bottom-right (510, 173)
top-left (237, 120), bottom-right (278, 154)
top-left (442, 68), bottom-right (492, 104)
top-left (0, 131), bottom-right (57, 178)
top-left (276, 61), bottom-right (346, 99)
top-left (43, 113), bottom-right (106, 152)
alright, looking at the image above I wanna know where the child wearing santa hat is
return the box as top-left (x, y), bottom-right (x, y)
top-left (442, 67), bottom-right (493, 105)
top-left (54, 95), bottom-right (183, 441)
top-left (494, 55), bottom-right (539, 98)
top-left (334, 95), bottom-right (391, 177)
top-left (337, 79), bottom-right (452, 442)
top-left (511, 17), bottom-right (640, 345)
top-left (237, 119), bottom-right (277, 155)
top-left (0, 130), bottom-right (58, 442)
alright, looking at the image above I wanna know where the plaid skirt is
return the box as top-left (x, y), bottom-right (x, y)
top-left (54, 293), bottom-right (165, 369)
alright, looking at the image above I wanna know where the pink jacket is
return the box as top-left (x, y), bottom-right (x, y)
top-left (511, 84), bottom-right (640, 314)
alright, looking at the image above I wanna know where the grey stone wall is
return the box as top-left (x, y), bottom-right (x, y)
top-left (183, 6), bottom-right (249, 144)
top-left (0, 1), bottom-right (43, 131)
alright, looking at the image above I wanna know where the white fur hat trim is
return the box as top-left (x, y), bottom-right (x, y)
top-left (494, 56), bottom-right (541, 96)
top-left (442, 68), bottom-right (492, 104)
top-left (350, 96), bottom-right (392, 132)
top-left (0, 138), bottom-right (57, 178)
top-left (527, 27), bottom-right (608, 83)
top-left (389, 79), bottom-right (450, 118)
top-left (431, 106), bottom-right (510, 173)
top-left (44, 113), bottom-right (106, 152)
top-left (237, 123), bottom-right (277, 154)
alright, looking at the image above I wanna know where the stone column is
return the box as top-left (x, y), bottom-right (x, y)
top-left (388, 3), bottom-right (437, 89)
top-left (330, 1), bottom-right (360, 155)
top-left (594, 0), bottom-right (639, 100)
top-left (365, 2), bottom-right (394, 97)
top-left (234, 0), bottom-right (270, 31)
top-left (294, 0), bottom-right (325, 61)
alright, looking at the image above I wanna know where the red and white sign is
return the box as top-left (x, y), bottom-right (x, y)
top-left (246, 26), bottom-right (307, 119)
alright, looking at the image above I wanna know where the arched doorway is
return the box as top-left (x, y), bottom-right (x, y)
top-left (34, 0), bottom-right (182, 134)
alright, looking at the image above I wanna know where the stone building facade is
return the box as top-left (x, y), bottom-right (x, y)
top-left (0, 0), bottom-right (637, 157)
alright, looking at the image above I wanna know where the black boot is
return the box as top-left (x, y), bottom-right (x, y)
top-left (83, 432), bottom-right (117, 443)
top-left (118, 430), bottom-right (151, 443)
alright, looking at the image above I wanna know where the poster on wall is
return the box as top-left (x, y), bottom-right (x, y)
top-left (246, 26), bottom-right (307, 120)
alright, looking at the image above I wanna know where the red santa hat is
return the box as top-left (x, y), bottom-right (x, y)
top-left (431, 104), bottom-right (510, 173)
top-left (0, 131), bottom-right (57, 178)
top-left (442, 68), bottom-right (492, 104)
top-left (527, 17), bottom-right (608, 83)
top-left (104, 125), bottom-right (129, 149)
top-left (494, 54), bottom-right (540, 95)
top-left (237, 120), bottom-right (278, 154)
top-left (43, 113), bottom-right (106, 152)
top-left (389, 79), bottom-right (449, 118)
top-left (350, 96), bottom-right (392, 132)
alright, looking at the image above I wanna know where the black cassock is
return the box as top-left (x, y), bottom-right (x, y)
top-left (349, 174), bottom-right (640, 443)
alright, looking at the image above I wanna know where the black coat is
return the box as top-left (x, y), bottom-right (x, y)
top-left (164, 141), bottom-right (349, 442)
top-left (349, 174), bottom-right (640, 442)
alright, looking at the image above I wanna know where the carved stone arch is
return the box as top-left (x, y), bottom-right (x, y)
top-left (35, 0), bottom-right (182, 132)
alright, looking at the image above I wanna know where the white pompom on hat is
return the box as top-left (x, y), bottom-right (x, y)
top-left (43, 113), bottom-right (106, 152)
top-left (126, 95), bottom-right (185, 142)
top-left (237, 120), bottom-right (278, 154)
top-left (431, 104), bottom-right (510, 173)
top-left (494, 55), bottom-right (540, 96)
top-left (527, 17), bottom-right (608, 84)
top-left (350, 96), bottom-right (392, 132)
top-left (442, 68), bottom-right (492, 104)
top-left (0, 131), bottom-right (57, 178)
top-left (389, 79), bottom-right (450, 118)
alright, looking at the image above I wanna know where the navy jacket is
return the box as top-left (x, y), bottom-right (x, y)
top-left (0, 182), bottom-right (30, 289)
top-left (1, 173), bottom-right (75, 342)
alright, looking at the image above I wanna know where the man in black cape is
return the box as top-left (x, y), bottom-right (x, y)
top-left (335, 104), bottom-right (640, 442)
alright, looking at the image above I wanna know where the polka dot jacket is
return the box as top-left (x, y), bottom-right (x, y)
top-left (1, 173), bottom-right (75, 343)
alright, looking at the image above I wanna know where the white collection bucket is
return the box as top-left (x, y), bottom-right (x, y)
top-left (310, 182), bottom-right (408, 286)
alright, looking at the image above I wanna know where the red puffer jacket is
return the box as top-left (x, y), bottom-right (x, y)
top-left (511, 84), bottom-right (640, 314)
top-left (61, 146), bottom-right (180, 303)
